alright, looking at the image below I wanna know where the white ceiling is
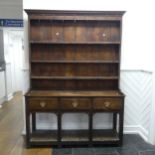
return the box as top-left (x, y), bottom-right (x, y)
top-left (0, 0), bottom-right (22, 6)
top-left (0, 0), bottom-right (22, 19)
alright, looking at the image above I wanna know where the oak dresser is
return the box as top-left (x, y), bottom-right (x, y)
top-left (25, 10), bottom-right (125, 147)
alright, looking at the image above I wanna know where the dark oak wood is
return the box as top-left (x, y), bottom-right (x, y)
top-left (25, 10), bottom-right (125, 21)
top-left (30, 41), bottom-right (121, 44)
top-left (25, 10), bottom-right (125, 147)
top-left (31, 60), bottom-right (119, 63)
top-left (26, 90), bottom-right (124, 97)
top-left (31, 44), bottom-right (119, 62)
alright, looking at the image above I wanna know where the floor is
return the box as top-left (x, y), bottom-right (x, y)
top-left (0, 92), bottom-right (51, 155)
top-left (0, 92), bottom-right (155, 155)
top-left (53, 134), bottom-right (155, 155)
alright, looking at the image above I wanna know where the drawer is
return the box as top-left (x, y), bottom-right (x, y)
top-left (28, 98), bottom-right (58, 111)
top-left (61, 98), bottom-right (90, 110)
top-left (93, 98), bottom-right (123, 110)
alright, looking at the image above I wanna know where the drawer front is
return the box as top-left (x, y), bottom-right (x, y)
top-left (28, 98), bottom-right (58, 111)
top-left (93, 98), bottom-right (123, 110)
top-left (61, 98), bottom-right (90, 110)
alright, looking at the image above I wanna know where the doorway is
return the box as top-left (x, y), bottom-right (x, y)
top-left (3, 28), bottom-right (24, 101)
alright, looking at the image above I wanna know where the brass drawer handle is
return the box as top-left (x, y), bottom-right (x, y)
top-left (104, 101), bottom-right (111, 108)
top-left (40, 102), bottom-right (46, 108)
top-left (56, 32), bottom-right (60, 36)
top-left (72, 101), bottom-right (78, 108)
top-left (102, 33), bottom-right (106, 37)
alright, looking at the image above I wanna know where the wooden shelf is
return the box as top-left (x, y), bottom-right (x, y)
top-left (61, 130), bottom-right (89, 142)
top-left (26, 90), bottom-right (124, 97)
top-left (30, 41), bottom-right (121, 45)
top-left (30, 130), bottom-right (57, 142)
top-left (30, 130), bottom-right (118, 142)
top-left (31, 76), bottom-right (119, 80)
top-left (31, 60), bottom-right (119, 64)
top-left (93, 129), bottom-right (119, 142)
top-left (61, 130), bottom-right (119, 142)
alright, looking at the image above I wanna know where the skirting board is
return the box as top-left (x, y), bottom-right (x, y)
top-left (0, 93), bottom-right (13, 108)
top-left (0, 96), bottom-right (6, 106)
top-left (124, 125), bottom-right (149, 142)
top-left (6, 93), bottom-right (13, 101)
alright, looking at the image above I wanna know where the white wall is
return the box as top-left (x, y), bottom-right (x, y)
top-left (121, 70), bottom-right (153, 141)
top-left (0, 71), bottom-right (6, 105)
top-left (0, 0), bottom-right (22, 19)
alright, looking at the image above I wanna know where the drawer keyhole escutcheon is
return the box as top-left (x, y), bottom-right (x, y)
top-left (104, 101), bottom-right (111, 108)
top-left (72, 101), bottom-right (78, 108)
top-left (40, 102), bottom-right (46, 108)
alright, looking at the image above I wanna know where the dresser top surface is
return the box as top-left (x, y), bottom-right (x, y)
top-left (26, 90), bottom-right (124, 97)
top-left (25, 10), bottom-right (125, 21)
top-left (25, 10), bottom-right (125, 15)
